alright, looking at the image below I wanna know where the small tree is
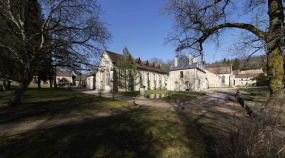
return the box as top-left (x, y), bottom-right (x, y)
top-left (256, 73), bottom-right (267, 86)
top-left (116, 47), bottom-right (140, 93)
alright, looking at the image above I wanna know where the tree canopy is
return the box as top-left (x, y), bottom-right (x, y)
top-left (161, 0), bottom-right (284, 96)
top-left (0, 0), bottom-right (111, 106)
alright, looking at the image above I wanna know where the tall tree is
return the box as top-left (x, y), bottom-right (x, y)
top-left (161, 0), bottom-right (284, 96)
top-left (232, 58), bottom-right (240, 70)
top-left (0, 0), bottom-right (111, 106)
top-left (116, 47), bottom-right (140, 93)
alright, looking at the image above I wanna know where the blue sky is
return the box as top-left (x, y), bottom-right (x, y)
top-left (97, 0), bottom-right (262, 64)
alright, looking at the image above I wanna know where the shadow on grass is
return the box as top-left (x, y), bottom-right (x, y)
top-left (0, 88), bottom-right (128, 124)
top-left (164, 89), bottom-right (241, 158)
top-left (0, 109), bottom-right (214, 157)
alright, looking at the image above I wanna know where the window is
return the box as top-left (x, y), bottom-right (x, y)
top-left (185, 81), bottom-right (189, 89)
top-left (175, 81), bottom-right (178, 90)
top-left (180, 71), bottom-right (183, 78)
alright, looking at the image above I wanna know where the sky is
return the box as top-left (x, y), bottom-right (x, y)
top-left (97, 0), bottom-right (266, 64)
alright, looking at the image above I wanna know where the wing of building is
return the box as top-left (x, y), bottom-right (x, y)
top-left (91, 50), bottom-right (168, 92)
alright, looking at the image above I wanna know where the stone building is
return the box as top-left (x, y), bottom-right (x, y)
top-left (86, 71), bottom-right (96, 90)
top-left (55, 70), bottom-right (74, 86)
top-left (206, 66), bottom-right (235, 87)
top-left (234, 68), bottom-right (264, 86)
top-left (74, 74), bottom-right (87, 87)
top-left (95, 50), bottom-right (168, 92)
top-left (167, 53), bottom-right (208, 91)
top-left (31, 70), bottom-right (74, 86)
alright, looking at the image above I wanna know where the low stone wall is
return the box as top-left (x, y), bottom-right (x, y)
top-left (235, 90), bottom-right (254, 116)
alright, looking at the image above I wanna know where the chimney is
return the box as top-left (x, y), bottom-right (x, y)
top-left (189, 53), bottom-right (192, 65)
top-left (193, 56), bottom-right (197, 63)
top-left (230, 64), bottom-right (232, 74)
top-left (175, 55), bottom-right (178, 67)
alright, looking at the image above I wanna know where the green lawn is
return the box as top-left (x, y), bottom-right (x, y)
top-left (0, 108), bottom-right (226, 158)
top-left (116, 89), bottom-right (203, 102)
top-left (238, 87), bottom-right (270, 102)
top-left (163, 91), bottom-right (203, 102)
top-left (0, 88), bottom-right (128, 123)
top-left (0, 83), bottom-right (228, 157)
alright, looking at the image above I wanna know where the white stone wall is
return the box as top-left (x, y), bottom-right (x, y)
top-left (205, 70), bottom-right (223, 87)
top-left (86, 76), bottom-right (95, 89)
top-left (56, 76), bottom-right (73, 84)
top-left (96, 52), bottom-right (114, 92)
top-left (168, 69), bottom-right (207, 91)
top-left (234, 77), bottom-right (256, 86)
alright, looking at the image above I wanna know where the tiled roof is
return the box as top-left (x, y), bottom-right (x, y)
top-left (56, 70), bottom-right (72, 77)
top-left (206, 67), bottom-right (231, 74)
top-left (104, 50), bottom-right (167, 74)
top-left (170, 56), bottom-right (205, 72)
top-left (233, 70), bottom-right (240, 75)
top-left (235, 73), bottom-right (261, 78)
top-left (240, 68), bottom-right (263, 74)
top-left (133, 58), bottom-right (140, 63)
top-left (141, 60), bottom-right (148, 65)
top-left (87, 71), bottom-right (97, 77)
top-left (105, 50), bottom-right (121, 64)
top-left (74, 75), bottom-right (87, 81)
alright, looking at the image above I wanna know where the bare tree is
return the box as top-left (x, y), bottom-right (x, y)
top-left (161, 0), bottom-right (284, 96)
top-left (0, 0), bottom-right (111, 106)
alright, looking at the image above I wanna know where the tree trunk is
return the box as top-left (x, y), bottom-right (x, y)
top-left (8, 82), bottom-right (29, 107)
top-left (267, 0), bottom-right (284, 96)
top-left (37, 77), bottom-right (41, 88)
top-left (7, 81), bottom-right (11, 90)
top-left (49, 77), bottom-right (53, 88)
top-left (2, 79), bottom-right (7, 92)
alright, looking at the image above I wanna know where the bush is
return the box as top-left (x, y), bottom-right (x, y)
top-left (256, 73), bottom-right (267, 86)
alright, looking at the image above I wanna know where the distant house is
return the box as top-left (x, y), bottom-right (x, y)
top-left (206, 66), bottom-right (235, 87)
top-left (31, 70), bottom-right (74, 86)
top-left (74, 74), bottom-right (87, 87)
top-left (56, 70), bottom-right (73, 86)
top-left (234, 68), bottom-right (264, 86)
top-left (167, 53), bottom-right (208, 91)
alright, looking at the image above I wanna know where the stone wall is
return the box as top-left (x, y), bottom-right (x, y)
top-left (168, 68), bottom-right (207, 91)
top-left (205, 70), bottom-right (224, 87)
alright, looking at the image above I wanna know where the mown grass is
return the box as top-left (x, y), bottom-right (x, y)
top-left (163, 91), bottom-right (203, 102)
top-left (0, 82), bottom-right (230, 157)
top-left (238, 87), bottom-right (270, 102)
top-left (0, 108), bottom-right (227, 158)
top-left (117, 89), bottom-right (203, 102)
top-left (116, 90), bottom-right (167, 97)
top-left (0, 88), bottom-right (128, 123)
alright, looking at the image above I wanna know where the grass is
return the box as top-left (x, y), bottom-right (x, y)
top-left (0, 88), bottom-right (128, 123)
top-left (238, 87), bottom-right (270, 103)
top-left (116, 89), bottom-right (167, 97)
top-left (0, 82), bottom-right (231, 157)
top-left (163, 91), bottom-right (203, 102)
top-left (116, 89), bottom-right (203, 102)
top-left (0, 108), bottom-right (227, 158)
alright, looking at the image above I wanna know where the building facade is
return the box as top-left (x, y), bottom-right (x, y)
top-left (167, 54), bottom-right (208, 91)
top-left (95, 50), bottom-right (168, 92)
top-left (206, 66), bottom-right (235, 87)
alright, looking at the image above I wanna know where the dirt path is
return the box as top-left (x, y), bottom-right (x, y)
top-left (1, 88), bottom-right (245, 134)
